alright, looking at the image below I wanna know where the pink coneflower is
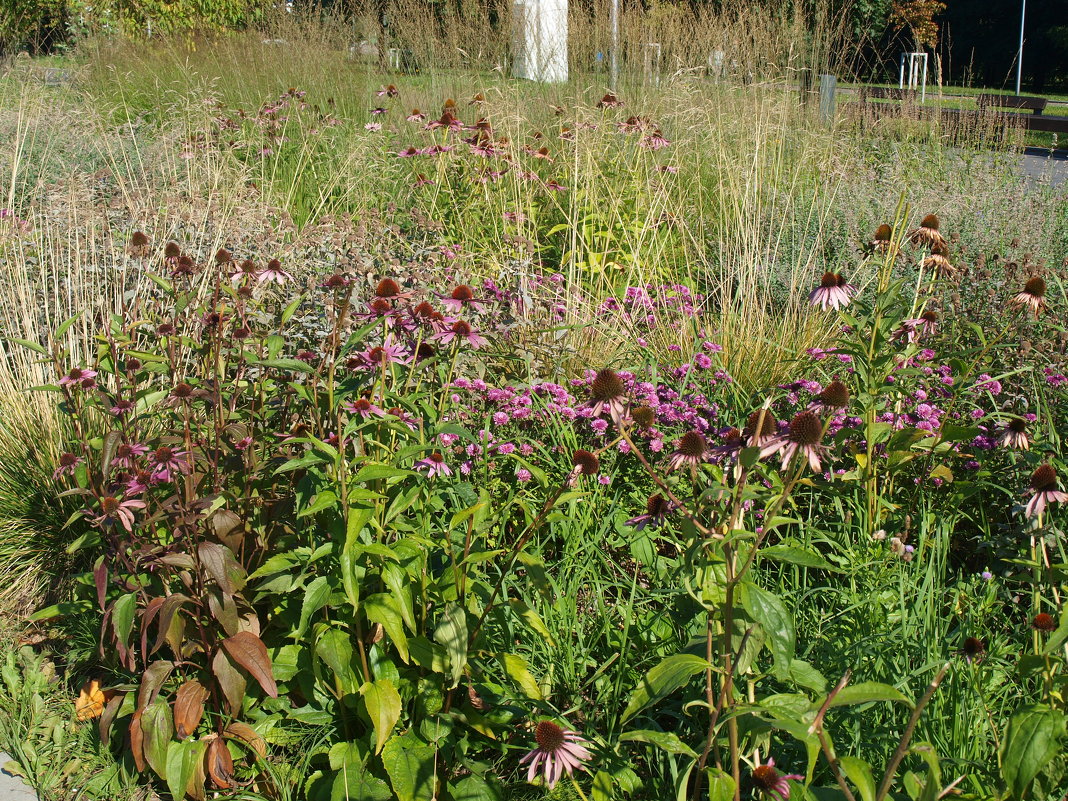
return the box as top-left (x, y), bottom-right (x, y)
top-left (231, 259), bottom-right (260, 283)
top-left (376, 84), bottom-right (398, 98)
top-left (439, 284), bottom-right (487, 313)
top-left (124, 469), bottom-right (158, 496)
top-left (406, 109), bottom-right (426, 122)
top-left (639, 130), bottom-right (671, 150)
top-left (761, 411), bottom-right (828, 472)
top-left (59, 367), bottom-right (97, 388)
top-left (321, 273), bottom-right (352, 289)
top-left (413, 174), bottom-right (435, 187)
top-left (109, 398), bottom-right (136, 417)
top-left (809, 380), bottom-right (850, 413)
top-left (112, 441), bottom-right (148, 470)
top-left (545, 179), bottom-right (567, 192)
top-left (908, 214), bottom-right (946, 249)
top-left (519, 720), bottom-right (592, 790)
top-left (626, 493), bottom-right (678, 530)
top-left (53, 452), bottom-right (83, 480)
top-left (426, 111), bottom-right (463, 131)
top-left (370, 107), bottom-right (387, 115)
top-left (997, 418), bottom-right (1030, 450)
top-left (387, 407), bottom-right (419, 430)
top-left (1024, 464), bottom-right (1067, 518)
top-left (597, 93), bottom-right (623, 108)
top-left (416, 451), bottom-right (452, 478)
top-left (667, 430), bottom-right (712, 472)
top-left (354, 340), bottom-right (409, 370)
top-left (588, 368), bottom-right (628, 421)
top-left (751, 758), bottom-right (802, 801)
top-left (808, 272), bottom-right (857, 311)
top-left (149, 446), bottom-right (191, 481)
top-left (259, 258), bottom-right (292, 284)
top-left (433, 320), bottom-right (490, 349)
top-left (895, 309), bottom-right (939, 343)
top-left (92, 495), bottom-right (147, 533)
top-left (1009, 276), bottom-right (1047, 318)
top-left (374, 278), bottom-right (414, 301)
top-left (364, 122), bottom-right (382, 132)
top-left (743, 409), bottom-right (778, 448)
top-left (344, 397), bottom-right (385, 420)
top-left (567, 449), bottom-right (600, 486)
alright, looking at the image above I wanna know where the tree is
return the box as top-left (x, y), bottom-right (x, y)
top-left (890, 0), bottom-right (947, 50)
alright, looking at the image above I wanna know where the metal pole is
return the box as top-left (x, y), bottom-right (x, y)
top-left (1015, 0), bottom-right (1026, 95)
top-left (609, 0), bottom-right (619, 91)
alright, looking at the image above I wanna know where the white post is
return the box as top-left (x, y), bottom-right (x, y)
top-left (899, 52), bottom-right (905, 90)
top-left (609, 0), bottom-right (619, 90)
top-left (920, 53), bottom-right (927, 102)
top-left (1015, 0), bottom-right (1026, 95)
top-left (512, 0), bottom-right (568, 83)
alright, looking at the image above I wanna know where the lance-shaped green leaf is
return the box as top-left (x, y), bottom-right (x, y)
top-left (738, 582), bottom-right (795, 680)
top-left (622, 653), bottom-right (709, 723)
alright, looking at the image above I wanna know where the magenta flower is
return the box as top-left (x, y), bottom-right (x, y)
top-left (406, 110), bottom-right (426, 122)
top-left (149, 446), bottom-right (191, 481)
top-left (231, 259), bottom-right (260, 283)
top-left (751, 758), bottom-right (803, 801)
top-left (760, 411), bottom-right (828, 472)
top-left (808, 272), bottom-right (857, 311)
top-left (520, 721), bottom-right (592, 790)
top-left (92, 495), bottom-right (147, 533)
top-left (626, 493), bottom-right (678, 530)
top-left (259, 258), bottom-right (292, 284)
top-left (53, 452), bottom-right (83, 480)
top-left (344, 397), bottom-right (385, 420)
top-left (109, 398), bottom-right (136, 417)
top-left (352, 340), bottom-right (409, 370)
top-left (997, 418), bottom-right (1030, 450)
top-left (438, 284), bottom-right (487, 313)
top-left (667, 431), bottom-right (712, 472)
top-left (1025, 465), bottom-right (1067, 518)
top-left (59, 367), bottom-right (97, 388)
top-left (433, 320), bottom-right (489, 349)
top-left (416, 452), bottom-right (452, 478)
top-left (112, 441), bottom-right (148, 470)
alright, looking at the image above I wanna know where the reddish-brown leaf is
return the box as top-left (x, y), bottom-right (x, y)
top-left (151, 594), bottom-right (190, 656)
top-left (197, 542), bottom-right (246, 594)
top-left (211, 649), bottom-right (246, 716)
top-left (98, 690), bottom-right (126, 747)
top-left (221, 631), bottom-right (278, 697)
top-left (136, 660), bottom-right (174, 713)
top-left (129, 710), bottom-right (145, 773)
top-left (173, 680), bottom-right (208, 740)
top-left (223, 721), bottom-right (267, 759)
top-left (206, 737), bottom-right (235, 789)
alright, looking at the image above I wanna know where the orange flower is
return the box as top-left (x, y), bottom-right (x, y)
top-left (75, 678), bottom-right (107, 721)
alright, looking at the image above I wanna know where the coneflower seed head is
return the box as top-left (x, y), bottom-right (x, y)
top-left (376, 278), bottom-right (401, 297)
top-left (745, 410), bottom-right (777, 439)
top-left (646, 493), bottom-right (671, 516)
top-left (631, 405), bottom-right (656, 428)
top-left (591, 369), bottom-right (625, 401)
top-left (1031, 464), bottom-right (1058, 491)
top-left (752, 764), bottom-right (781, 791)
top-left (1024, 277), bottom-right (1046, 297)
top-left (164, 242), bottom-right (181, 258)
top-left (819, 381), bottom-right (850, 408)
top-left (873, 224), bottom-right (892, 241)
top-left (535, 720), bottom-right (564, 751)
top-left (1033, 613), bottom-right (1056, 632)
top-left (131, 231), bottom-right (149, 247)
top-left (1008, 418), bottom-right (1027, 433)
top-left (451, 284), bottom-right (475, 301)
top-left (678, 431), bottom-right (708, 457)
top-left (572, 449), bottom-right (600, 475)
top-left (962, 637), bottom-right (985, 657)
top-left (819, 271), bottom-right (838, 288)
top-left (920, 214), bottom-right (940, 231)
top-left (788, 411), bottom-right (822, 445)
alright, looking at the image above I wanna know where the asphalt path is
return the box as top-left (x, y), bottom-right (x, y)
top-left (1020, 147), bottom-right (1068, 188)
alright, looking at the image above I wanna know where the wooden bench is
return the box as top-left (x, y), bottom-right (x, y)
top-left (860, 86), bottom-right (918, 101)
top-left (977, 94), bottom-right (1048, 115)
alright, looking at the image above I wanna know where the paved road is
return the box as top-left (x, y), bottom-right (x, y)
top-left (0, 754), bottom-right (35, 801)
top-left (1020, 149), bottom-right (1068, 188)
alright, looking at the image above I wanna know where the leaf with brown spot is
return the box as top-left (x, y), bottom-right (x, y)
top-left (206, 737), bottom-right (235, 789)
top-left (211, 649), bottom-right (246, 716)
top-left (221, 631), bottom-right (277, 697)
top-left (173, 680), bottom-right (208, 740)
top-left (223, 721), bottom-right (267, 759)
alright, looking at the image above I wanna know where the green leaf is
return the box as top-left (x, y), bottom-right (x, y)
top-left (361, 679), bottom-right (402, 755)
top-left (1001, 704), bottom-right (1065, 799)
top-left (758, 545), bottom-right (838, 571)
top-left (381, 731), bottom-right (436, 801)
top-left (165, 738), bottom-right (204, 801)
top-left (592, 771), bottom-right (613, 801)
top-left (365, 593), bottom-right (410, 663)
top-left (738, 582), bottom-right (795, 680)
top-left (329, 742), bottom-right (392, 801)
top-left (5, 337), bottom-right (47, 355)
top-left (315, 627), bottom-right (361, 696)
top-left (112, 593), bottom-right (137, 650)
top-left (705, 769), bottom-right (736, 801)
top-left (788, 659), bottom-right (827, 694)
top-left (354, 463), bottom-right (418, 483)
top-left (54, 313), bottom-right (81, 342)
top-left (507, 599), bottom-right (555, 645)
top-left (823, 681), bottom-right (913, 710)
top-left (498, 653), bottom-right (543, 700)
top-left (618, 729), bottom-right (697, 757)
top-left (141, 697), bottom-right (173, 780)
top-left (839, 755), bottom-right (876, 801)
top-left (250, 357), bottom-right (315, 374)
top-left (298, 491), bottom-right (339, 518)
top-left (295, 576), bottom-right (332, 640)
top-left (622, 653), bottom-right (709, 723)
top-left (450, 775), bottom-right (503, 801)
top-left (434, 604), bottom-right (468, 688)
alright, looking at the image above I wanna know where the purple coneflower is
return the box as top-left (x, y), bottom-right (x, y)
top-left (626, 493), bottom-right (678, 530)
top-left (259, 258), bottom-right (292, 284)
top-left (743, 409), bottom-right (778, 448)
top-left (149, 446), bottom-right (191, 481)
top-left (376, 84), bottom-right (398, 98)
top-left (93, 495), bottom-right (147, 533)
top-left (1024, 464), bottom-right (1067, 518)
top-left (231, 259), bottom-right (259, 283)
top-left (961, 636), bottom-right (985, 663)
top-left (997, 418), bottom-right (1030, 450)
top-left (667, 430), bottom-right (712, 472)
top-left (406, 109), bottom-right (426, 122)
top-left (416, 452), bottom-right (452, 479)
top-left (751, 758), bottom-right (803, 801)
top-left (809, 380), bottom-right (850, 413)
top-left (59, 367), bottom-right (97, 388)
top-left (761, 411), bottom-right (828, 472)
top-left (53, 452), bottom-right (83, 480)
top-left (895, 309), bottom-right (939, 343)
top-left (439, 284), bottom-right (487, 313)
top-left (588, 368), bottom-right (628, 422)
top-left (112, 441), bottom-right (148, 470)
top-left (354, 340), bottom-right (409, 370)
top-left (908, 214), bottom-right (946, 249)
top-left (519, 720), bottom-right (592, 790)
top-left (1010, 276), bottom-right (1047, 318)
top-left (808, 272), bottom-right (857, 311)
top-left (433, 320), bottom-right (490, 349)
top-left (568, 449), bottom-right (600, 486)
top-left (344, 397), bottom-right (385, 420)
top-left (109, 398), bottom-right (136, 417)
top-left (597, 93), bottom-right (623, 108)
top-left (387, 407), bottom-right (419, 430)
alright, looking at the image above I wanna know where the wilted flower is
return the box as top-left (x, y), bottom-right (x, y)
top-left (626, 493), bottom-right (677, 530)
top-left (908, 214), bottom-right (946, 249)
top-left (867, 223), bottom-right (897, 255)
top-left (1024, 464), bottom-right (1067, 518)
top-left (53, 452), bottom-right (83, 480)
top-left (1009, 276), bottom-right (1047, 318)
top-left (519, 720), bottom-right (592, 790)
top-left (416, 452), bottom-right (452, 479)
top-left (588, 368), bottom-right (628, 421)
top-left (109, 398), bottom-right (136, 417)
top-left (667, 430), bottom-right (712, 472)
top-left (761, 411), bottom-right (828, 472)
top-left (128, 231), bottom-right (150, 258)
top-left (751, 757), bottom-right (803, 801)
top-left (808, 272), bottom-right (857, 311)
top-left (920, 242), bottom-right (955, 278)
top-left (568, 449), bottom-right (600, 486)
top-left (1033, 612), bottom-right (1056, 632)
top-left (630, 405), bottom-right (656, 429)
top-left (597, 93), bottom-right (623, 108)
top-left (997, 418), bottom-right (1030, 450)
top-left (92, 495), bottom-right (147, 533)
top-left (895, 309), bottom-right (939, 343)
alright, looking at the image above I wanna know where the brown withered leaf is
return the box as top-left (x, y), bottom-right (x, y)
top-left (221, 632), bottom-right (278, 697)
top-left (136, 660), bottom-right (174, 712)
top-left (223, 721), bottom-right (267, 759)
top-left (212, 649), bottom-right (246, 716)
top-left (210, 509), bottom-right (244, 551)
top-left (75, 678), bottom-right (106, 721)
top-left (173, 680), bottom-right (208, 740)
top-left (206, 737), bottom-right (236, 789)
top-left (129, 710), bottom-right (145, 772)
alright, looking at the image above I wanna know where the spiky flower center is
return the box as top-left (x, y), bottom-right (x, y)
top-left (413, 301), bottom-right (435, 318)
top-left (591, 369), bottom-right (625, 401)
top-left (745, 410), bottom-right (777, 439)
top-left (1024, 277), bottom-right (1046, 297)
top-left (164, 242), bottom-right (181, 258)
top-left (101, 497), bottom-right (120, 514)
top-left (788, 412), bottom-right (822, 445)
top-left (1008, 418), bottom-right (1027, 433)
top-left (131, 231), bottom-right (149, 246)
top-left (678, 431), bottom-right (708, 457)
top-left (353, 399), bottom-right (372, 412)
top-left (921, 310), bottom-right (939, 323)
top-left (451, 284), bottom-right (475, 301)
top-left (368, 347), bottom-right (387, 363)
top-left (215, 248), bottom-right (231, 264)
top-left (417, 343), bottom-right (436, 360)
top-left (752, 764), bottom-right (781, 791)
top-left (819, 381), bottom-right (850, 408)
top-left (1033, 613), bottom-right (1055, 632)
top-left (920, 213), bottom-right (940, 231)
top-left (154, 447), bottom-right (174, 462)
top-left (572, 449), bottom-right (600, 475)
top-left (59, 452), bottom-right (79, 467)
top-left (962, 637), bottom-right (985, 656)
top-left (371, 298), bottom-right (392, 314)
top-left (819, 271), bottom-right (838, 288)
top-left (172, 383), bottom-right (193, 398)
top-left (873, 224), bottom-right (891, 241)
top-left (116, 444), bottom-right (134, 459)
top-left (428, 452), bottom-right (445, 464)
top-left (646, 493), bottom-right (671, 517)
top-left (1031, 464), bottom-right (1058, 492)
top-left (452, 321), bottom-right (473, 337)
top-left (376, 279), bottom-right (401, 298)
top-left (267, 258), bottom-right (283, 272)
top-left (631, 406), bottom-right (656, 428)
top-left (535, 720), bottom-right (565, 751)
top-left (835, 273), bottom-right (852, 288)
